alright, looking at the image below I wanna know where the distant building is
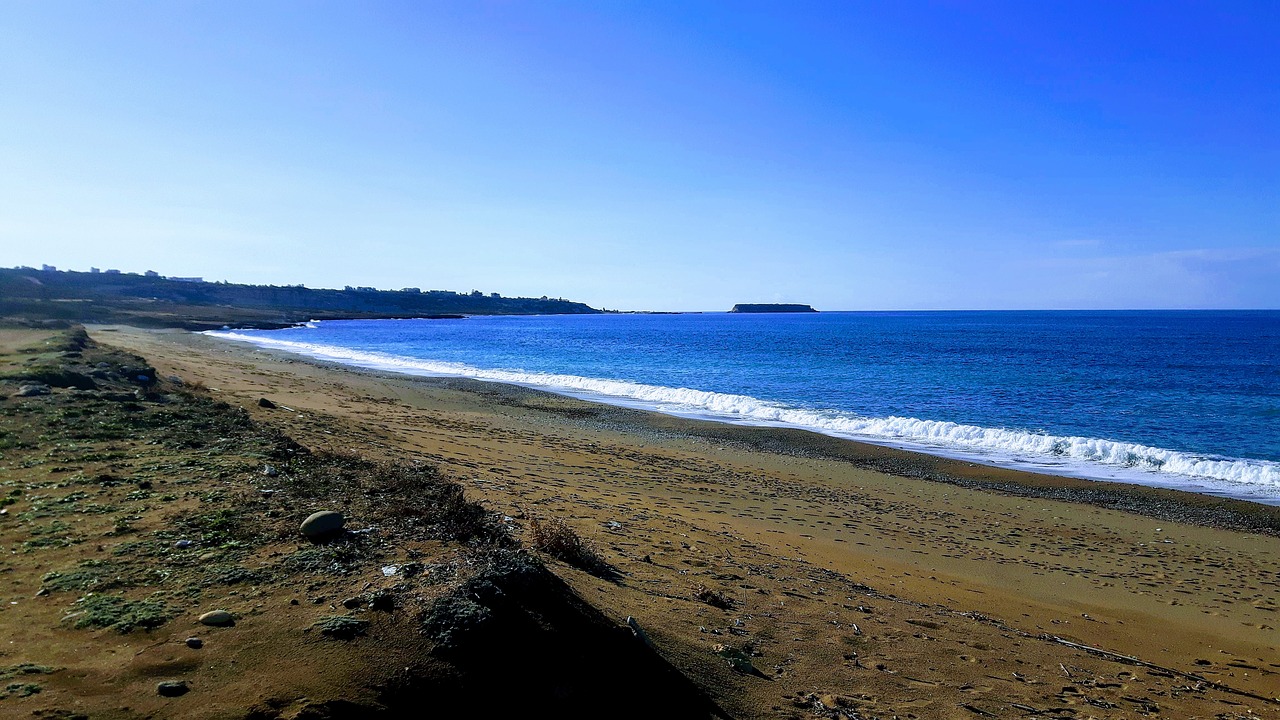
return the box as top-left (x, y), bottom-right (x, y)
top-left (401, 287), bottom-right (421, 293)
top-left (490, 292), bottom-right (500, 299)
top-left (144, 270), bottom-right (159, 277)
top-left (41, 264), bottom-right (56, 272)
top-left (90, 267), bottom-right (100, 274)
top-left (104, 269), bottom-right (121, 274)
top-left (168, 276), bottom-right (203, 283)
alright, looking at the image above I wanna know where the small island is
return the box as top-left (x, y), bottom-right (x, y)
top-left (728, 303), bottom-right (818, 313)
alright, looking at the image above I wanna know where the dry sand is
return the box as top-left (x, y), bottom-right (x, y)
top-left (41, 327), bottom-right (1280, 717)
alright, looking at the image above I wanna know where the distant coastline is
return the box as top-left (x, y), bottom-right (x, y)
top-left (728, 303), bottom-right (817, 313)
top-left (0, 266), bottom-right (600, 330)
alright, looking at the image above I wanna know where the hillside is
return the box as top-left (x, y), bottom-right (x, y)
top-left (0, 268), bottom-right (600, 329)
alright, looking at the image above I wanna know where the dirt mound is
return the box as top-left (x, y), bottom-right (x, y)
top-left (0, 328), bottom-right (724, 719)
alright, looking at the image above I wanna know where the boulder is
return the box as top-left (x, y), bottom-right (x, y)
top-left (300, 511), bottom-right (345, 540)
top-left (16, 383), bottom-right (51, 397)
top-left (198, 610), bottom-right (234, 626)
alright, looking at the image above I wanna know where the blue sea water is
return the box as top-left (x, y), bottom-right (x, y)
top-left (209, 311), bottom-right (1280, 504)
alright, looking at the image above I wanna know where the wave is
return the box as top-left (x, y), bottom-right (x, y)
top-left (205, 331), bottom-right (1280, 494)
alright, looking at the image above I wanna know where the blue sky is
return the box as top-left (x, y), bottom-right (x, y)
top-left (2, 1), bottom-right (1276, 311)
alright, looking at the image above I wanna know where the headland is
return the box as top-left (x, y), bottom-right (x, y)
top-left (728, 303), bottom-right (818, 313)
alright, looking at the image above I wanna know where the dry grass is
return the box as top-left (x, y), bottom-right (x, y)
top-left (526, 517), bottom-right (612, 578)
top-left (693, 584), bottom-right (735, 610)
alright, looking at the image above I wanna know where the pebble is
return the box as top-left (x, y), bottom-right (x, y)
top-left (262, 465), bottom-right (279, 477)
top-left (299, 510), bottom-right (345, 540)
top-left (185, 637), bottom-right (203, 649)
top-left (157, 680), bottom-right (189, 697)
top-left (198, 610), bottom-right (234, 626)
top-left (174, 540), bottom-right (194, 549)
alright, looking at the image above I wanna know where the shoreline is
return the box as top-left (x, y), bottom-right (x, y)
top-left (203, 323), bottom-right (1280, 507)
top-left (79, 324), bottom-right (1280, 714)
top-left (200, 329), bottom-right (1280, 530)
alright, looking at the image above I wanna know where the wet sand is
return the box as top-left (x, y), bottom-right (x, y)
top-left (98, 326), bottom-right (1280, 718)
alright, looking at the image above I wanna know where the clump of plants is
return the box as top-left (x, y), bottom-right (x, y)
top-left (693, 583), bottom-right (736, 610)
top-left (0, 664), bottom-right (54, 681)
top-left (0, 682), bottom-right (43, 699)
top-left (526, 517), bottom-right (612, 578)
top-left (420, 595), bottom-right (493, 650)
top-left (66, 593), bottom-right (172, 633)
top-left (41, 560), bottom-right (129, 593)
top-left (313, 615), bottom-right (369, 640)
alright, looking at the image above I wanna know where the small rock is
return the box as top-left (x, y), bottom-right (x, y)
top-left (157, 680), bottom-right (189, 697)
top-left (341, 597), bottom-right (362, 610)
top-left (185, 637), bottom-right (203, 649)
top-left (198, 610), bottom-right (234, 627)
top-left (262, 465), bottom-right (278, 477)
top-left (258, 397), bottom-right (277, 409)
top-left (167, 375), bottom-right (184, 385)
top-left (290, 599), bottom-right (300, 606)
top-left (299, 511), bottom-right (345, 540)
top-left (173, 540), bottom-right (194, 549)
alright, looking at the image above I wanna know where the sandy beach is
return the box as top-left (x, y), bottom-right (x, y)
top-left (2, 324), bottom-right (1277, 719)
top-left (108, 327), bottom-right (1280, 715)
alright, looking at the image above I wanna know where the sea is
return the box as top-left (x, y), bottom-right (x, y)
top-left (208, 310), bottom-right (1280, 505)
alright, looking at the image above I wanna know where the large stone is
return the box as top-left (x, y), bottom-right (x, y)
top-left (157, 680), bottom-right (189, 697)
top-left (15, 383), bottom-right (51, 397)
top-left (300, 511), bottom-right (345, 540)
top-left (198, 610), bottom-right (234, 626)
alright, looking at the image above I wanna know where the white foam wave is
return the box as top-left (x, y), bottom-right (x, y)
top-left (206, 331), bottom-right (1280, 494)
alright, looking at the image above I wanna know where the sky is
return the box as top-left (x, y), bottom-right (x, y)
top-left (2, 1), bottom-right (1277, 311)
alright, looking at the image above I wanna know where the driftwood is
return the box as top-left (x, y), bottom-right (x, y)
top-left (1041, 634), bottom-right (1279, 706)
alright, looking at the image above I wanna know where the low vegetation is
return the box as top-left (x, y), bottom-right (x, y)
top-left (526, 517), bottom-right (612, 578)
